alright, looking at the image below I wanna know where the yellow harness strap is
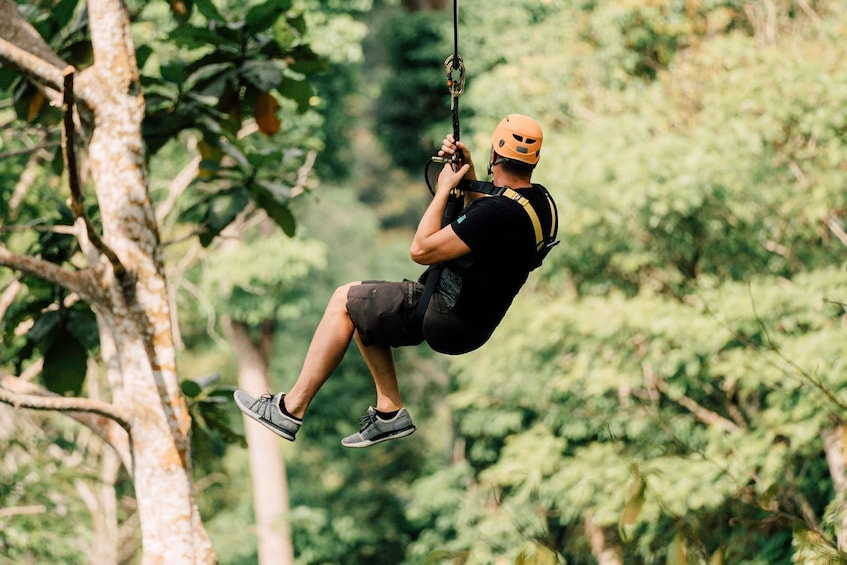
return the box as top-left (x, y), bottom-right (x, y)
top-left (500, 187), bottom-right (556, 252)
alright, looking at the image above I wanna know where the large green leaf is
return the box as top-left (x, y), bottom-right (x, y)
top-left (278, 76), bottom-right (312, 112)
top-left (250, 180), bottom-right (295, 236)
top-left (192, 0), bottom-right (225, 22)
top-left (198, 187), bottom-right (251, 247)
top-left (239, 60), bottom-right (286, 91)
top-left (245, 0), bottom-right (292, 35)
top-left (41, 326), bottom-right (87, 396)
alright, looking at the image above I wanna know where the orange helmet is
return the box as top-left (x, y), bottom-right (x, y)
top-left (491, 114), bottom-right (543, 167)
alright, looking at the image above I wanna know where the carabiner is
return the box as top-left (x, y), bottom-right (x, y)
top-left (444, 54), bottom-right (465, 98)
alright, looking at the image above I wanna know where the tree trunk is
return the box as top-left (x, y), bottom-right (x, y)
top-left (73, 2), bottom-right (214, 561)
top-left (822, 425), bottom-right (847, 550)
top-left (0, 0), bottom-right (216, 560)
top-left (223, 317), bottom-right (295, 565)
top-left (585, 513), bottom-right (624, 565)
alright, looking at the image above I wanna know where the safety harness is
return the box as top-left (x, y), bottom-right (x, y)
top-left (462, 180), bottom-right (559, 261)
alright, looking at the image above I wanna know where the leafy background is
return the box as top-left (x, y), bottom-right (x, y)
top-left (1, 0), bottom-right (846, 563)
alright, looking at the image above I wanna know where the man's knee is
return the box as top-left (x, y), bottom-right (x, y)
top-left (331, 281), bottom-right (360, 312)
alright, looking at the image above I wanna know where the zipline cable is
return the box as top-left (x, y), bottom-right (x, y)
top-left (424, 0), bottom-right (465, 196)
top-left (414, 0), bottom-right (465, 328)
top-left (447, 0), bottom-right (463, 149)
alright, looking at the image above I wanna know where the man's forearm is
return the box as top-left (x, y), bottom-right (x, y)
top-left (412, 190), bottom-right (449, 249)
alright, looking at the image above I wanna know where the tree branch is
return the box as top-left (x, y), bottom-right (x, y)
top-left (0, 276), bottom-right (22, 322)
top-left (826, 216), bottom-right (847, 247)
top-left (0, 245), bottom-right (103, 306)
top-left (0, 141), bottom-right (60, 160)
top-left (0, 0), bottom-right (66, 101)
top-left (156, 155), bottom-right (200, 227)
top-left (0, 505), bottom-right (47, 519)
top-left (653, 377), bottom-right (740, 433)
top-left (0, 0), bottom-right (66, 68)
top-left (0, 376), bottom-right (132, 473)
top-left (0, 1), bottom-right (100, 109)
top-left (0, 377), bottom-right (130, 428)
top-left (5, 133), bottom-right (51, 224)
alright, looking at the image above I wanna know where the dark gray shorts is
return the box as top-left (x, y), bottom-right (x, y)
top-left (346, 280), bottom-right (493, 354)
top-left (347, 280), bottom-right (425, 348)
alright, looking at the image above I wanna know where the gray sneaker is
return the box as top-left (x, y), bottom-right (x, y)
top-left (341, 406), bottom-right (416, 448)
top-left (234, 390), bottom-right (301, 441)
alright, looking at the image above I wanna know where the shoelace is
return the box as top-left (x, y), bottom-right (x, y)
top-left (251, 393), bottom-right (276, 418)
top-left (357, 411), bottom-right (378, 432)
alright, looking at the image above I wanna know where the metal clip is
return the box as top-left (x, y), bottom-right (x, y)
top-left (444, 54), bottom-right (465, 97)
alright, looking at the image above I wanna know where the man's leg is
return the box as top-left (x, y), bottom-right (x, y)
top-left (283, 282), bottom-right (359, 418)
top-left (283, 281), bottom-right (406, 419)
top-left (353, 333), bottom-right (403, 414)
top-left (234, 281), bottom-right (372, 439)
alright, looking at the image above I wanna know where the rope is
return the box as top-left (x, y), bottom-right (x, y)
top-left (425, 0), bottom-right (466, 195)
top-left (414, 0), bottom-right (465, 327)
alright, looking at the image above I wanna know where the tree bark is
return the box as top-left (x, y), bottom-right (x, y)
top-left (585, 512), bottom-right (624, 565)
top-left (822, 425), bottom-right (847, 551)
top-left (82, 0), bottom-right (213, 559)
top-left (223, 316), bottom-right (295, 565)
top-left (0, 1), bottom-right (216, 562)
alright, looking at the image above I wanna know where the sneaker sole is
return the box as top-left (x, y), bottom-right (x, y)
top-left (341, 425), bottom-right (416, 448)
top-left (234, 394), bottom-right (297, 442)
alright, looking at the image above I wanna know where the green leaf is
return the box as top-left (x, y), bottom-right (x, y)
top-left (64, 305), bottom-right (99, 351)
top-left (181, 379), bottom-right (202, 398)
top-left (246, 0), bottom-right (292, 34)
top-left (136, 45), bottom-right (154, 70)
top-left (185, 63), bottom-right (236, 96)
top-left (27, 310), bottom-right (60, 344)
top-left (193, 0), bottom-right (225, 22)
top-left (218, 139), bottom-right (252, 172)
top-left (667, 531), bottom-right (688, 565)
top-left (251, 180), bottom-right (295, 236)
top-left (239, 60), bottom-right (286, 91)
top-left (278, 77), bottom-right (312, 113)
top-left (199, 187), bottom-right (250, 247)
top-left (160, 61), bottom-right (186, 84)
top-left (169, 25), bottom-right (228, 49)
top-left (41, 327), bottom-right (87, 396)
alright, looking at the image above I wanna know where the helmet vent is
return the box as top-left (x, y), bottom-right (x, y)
top-left (512, 133), bottom-right (537, 144)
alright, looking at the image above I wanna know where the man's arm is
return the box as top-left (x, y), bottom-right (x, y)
top-left (410, 162), bottom-right (472, 265)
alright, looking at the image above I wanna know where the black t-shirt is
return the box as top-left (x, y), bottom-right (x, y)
top-left (445, 183), bottom-right (556, 328)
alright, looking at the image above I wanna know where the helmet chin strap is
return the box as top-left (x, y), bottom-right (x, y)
top-left (488, 152), bottom-right (536, 176)
top-left (488, 148), bottom-right (505, 175)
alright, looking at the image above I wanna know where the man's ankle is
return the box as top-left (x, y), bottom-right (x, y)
top-left (277, 395), bottom-right (303, 422)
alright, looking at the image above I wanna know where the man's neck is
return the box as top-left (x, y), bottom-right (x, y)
top-left (492, 170), bottom-right (533, 189)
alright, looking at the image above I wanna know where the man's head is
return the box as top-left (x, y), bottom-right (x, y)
top-left (488, 114), bottom-right (543, 176)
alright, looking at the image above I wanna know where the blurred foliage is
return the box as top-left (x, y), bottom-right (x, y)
top-left (0, 405), bottom-right (135, 563)
top-left (393, 0), bottom-right (847, 562)
top-left (3, 0), bottom-right (847, 563)
top-left (371, 7), bottom-right (449, 172)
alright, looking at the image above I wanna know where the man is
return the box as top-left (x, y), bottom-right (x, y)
top-left (234, 114), bottom-right (558, 448)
